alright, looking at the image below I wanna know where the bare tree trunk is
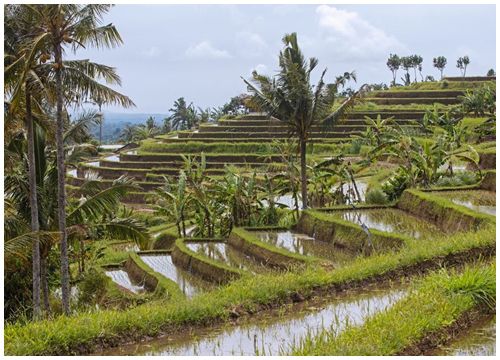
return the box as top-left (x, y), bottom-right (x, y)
top-left (299, 137), bottom-right (308, 209)
top-left (54, 41), bottom-right (70, 315)
top-left (26, 90), bottom-right (41, 319)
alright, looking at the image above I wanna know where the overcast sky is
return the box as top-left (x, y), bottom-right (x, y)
top-left (74, 4), bottom-right (496, 114)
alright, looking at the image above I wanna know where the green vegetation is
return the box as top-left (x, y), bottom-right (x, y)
top-left (4, 222), bottom-right (494, 355)
top-left (291, 262), bottom-right (495, 355)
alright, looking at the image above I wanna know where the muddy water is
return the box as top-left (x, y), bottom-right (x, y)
top-left (329, 208), bottom-right (445, 239)
top-left (96, 285), bottom-right (406, 356)
top-left (99, 144), bottom-right (123, 150)
top-left (252, 231), bottom-right (353, 265)
top-left (431, 190), bottom-right (496, 216)
top-left (430, 316), bottom-right (496, 356)
top-left (185, 242), bottom-right (268, 273)
top-left (105, 270), bottom-right (145, 294)
top-left (139, 254), bottom-right (212, 298)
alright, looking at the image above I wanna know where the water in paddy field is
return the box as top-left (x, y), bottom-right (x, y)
top-left (139, 254), bottom-right (212, 298)
top-left (262, 194), bottom-right (302, 209)
top-left (185, 242), bottom-right (268, 273)
top-left (95, 286), bottom-right (406, 355)
top-left (126, 150), bottom-right (138, 155)
top-left (99, 144), bottom-right (123, 150)
top-left (329, 208), bottom-right (445, 239)
top-left (252, 231), bottom-right (353, 266)
top-left (105, 270), bottom-right (145, 294)
top-left (431, 190), bottom-right (496, 216)
top-left (87, 161), bottom-right (100, 167)
top-left (103, 154), bottom-right (120, 162)
top-left (430, 316), bottom-right (496, 356)
top-left (66, 169), bottom-right (77, 177)
top-left (332, 180), bottom-right (368, 202)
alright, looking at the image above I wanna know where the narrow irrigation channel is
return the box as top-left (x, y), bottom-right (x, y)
top-left (94, 284), bottom-right (406, 356)
top-left (429, 316), bottom-right (496, 356)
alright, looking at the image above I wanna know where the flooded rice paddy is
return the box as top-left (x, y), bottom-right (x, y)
top-left (95, 285), bottom-right (406, 355)
top-left (139, 254), bottom-right (212, 298)
top-left (431, 190), bottom-right (496, 216)
top-left (252, 231), bottom-right (353, 265)
top-left (185, 242), bottom-right (267, 273)
top-left (105, 269), bottom-right (145, 294)
top-left (328, 208), bottom-right (445, 239)
top-left (430, 316), bottom-right (496, 356)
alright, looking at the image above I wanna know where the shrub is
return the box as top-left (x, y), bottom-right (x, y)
top-left (77, 268), bottom-right (108, 307)
top-left (435, 172), bottom-right (479, 187)
top-left (382, 169), bottom-right (411, 201)
top-left (440, 80), bottom-right (449, 89)
top-left (346, 138), bottom-right (362, 155)
top-left (365, 188), bottom-right (389, 205)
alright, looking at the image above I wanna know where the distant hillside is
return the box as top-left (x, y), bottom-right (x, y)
top-left (89, 112), bottom-right (169, 143)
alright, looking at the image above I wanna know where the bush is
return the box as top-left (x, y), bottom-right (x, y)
top-left (346, 138), bottom-right (362, 155)
top-left (365, 188), bottom-right (389, 205)
top-left (440, 80), bottom-right (449, 89)
top-left (382, 169), bottom-right (411, 201)
top-left (77, 268), bottom-right (108, 307)
top-left (435, 171), bottom-right (479, 187)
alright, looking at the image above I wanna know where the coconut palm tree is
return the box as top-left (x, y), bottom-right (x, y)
top-left (15, 4), bottom-right (135, 314)
top-left (242, 32), bottom-right (365, 209)
top-left (4, 116), bottom-right (147, 316)
top-left (168, 97), bottom-right (198, 130)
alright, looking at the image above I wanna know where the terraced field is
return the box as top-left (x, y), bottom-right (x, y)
top-left (14, 77), bottom-right (490, 356)
top-left (66, 79), bottom-right (495, 209)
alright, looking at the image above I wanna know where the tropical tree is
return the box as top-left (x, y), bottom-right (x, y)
top-left (486, 69), bottom-right (495, 77)
top-left (433, 56), bottom-right (447, 79)
top-left (457, 56), bottom-right (470, 77)
top-left (167, 97), bottom-right (198, 130)
top-left (400, 56), bottom-right (412, 86)
top-left (16, 4), bottom-right (135, 315)
top-left (243, 32), bottom-right (365, 209)
top-left (411, 55), bottom-right (423, 82)
top-left (386, 54), bottom-right (401, 86)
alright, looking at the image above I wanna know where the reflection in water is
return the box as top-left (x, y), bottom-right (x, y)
top-left (431, 316), bottom-right (496, 356)
top-left (431, 190), bottom-right (496, 216)
top-left (67, 169), bottom-right (77, 177)
top-left (96, 287), bottom-right (405, 356)
top-left (105, 270), bottom-right (144, 294)
top-left (103, 155), bottom-right (120, 162)
top-left (253, 231), bottom-right (352, 265)
top-left (99, 144), bottom-right (123, 150)
top-left (331, 208), bottom-right (445, 239)
top-left (140, 255), bottom-right (210, 298)
top-left (185, 242), bottom-right (267, 273)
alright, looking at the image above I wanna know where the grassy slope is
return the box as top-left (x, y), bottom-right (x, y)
top-left (292, 261), bottom-right (495, 355)
top-left (4, 222), bottom-right (494, 355)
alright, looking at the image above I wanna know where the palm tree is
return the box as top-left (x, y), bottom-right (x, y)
top-left (4, 115), bottom-right (147, 316)
top-left (243, 32), bottom-right (365, 209)
top-left (17, 4), bottom-right (135, 314)
top-left (168, 97), bottom-right (198, 130)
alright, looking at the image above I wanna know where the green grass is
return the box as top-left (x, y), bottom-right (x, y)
top-left (291, 261), bottom-right (495, 355)
top-left (388, 80), bottom-right (495, 91)
top-left (4, 220), bottom-right (494, 355)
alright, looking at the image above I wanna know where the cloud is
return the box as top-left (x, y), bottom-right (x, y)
top-left (185, 41), bottom-right (232, 59)
top-left (315, 5), bottom-right (406, 61)
top-left (142, 46), bottom-right (161, 58)
top-left (236, 32), bottom-right (268, 57)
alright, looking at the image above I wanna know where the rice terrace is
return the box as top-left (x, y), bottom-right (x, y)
top-left (3, 2), bottom-right (497, 357)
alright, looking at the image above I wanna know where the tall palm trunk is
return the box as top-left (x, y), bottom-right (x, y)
top-left (54, 41), bottom-right (70, 315)
top-left (299, 136), bottom-right (308, 209)
top-left (26, 90), bottom-right (41, 319)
